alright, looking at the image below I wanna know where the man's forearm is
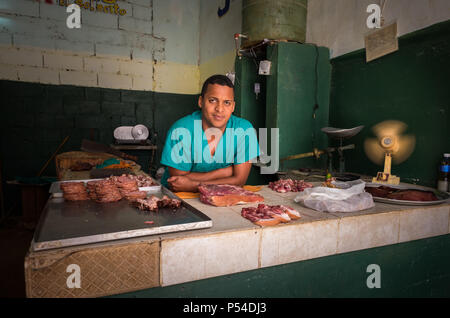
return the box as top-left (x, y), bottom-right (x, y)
top-left (184, 166), bottom-right (233, 182)
top-left (196, 176), bottom-right (245, 187)
top-left (167, 163), bottom-right (251, 192)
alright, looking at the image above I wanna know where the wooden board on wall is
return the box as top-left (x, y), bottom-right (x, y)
top-left (365, 22), bottom-right (399, 62)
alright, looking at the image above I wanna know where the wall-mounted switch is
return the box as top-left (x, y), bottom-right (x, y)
top-left (258, 60), bottom-right (271, 75)
top-left (254, 82), bottom-right (260, 99)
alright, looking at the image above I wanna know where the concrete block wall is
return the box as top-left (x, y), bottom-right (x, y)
top-left (0, 0), bottom-right (240, 214)
top-left (0, 79), bottom-right (198, 183)
top-left (0, 0), bottom-right (203, 94)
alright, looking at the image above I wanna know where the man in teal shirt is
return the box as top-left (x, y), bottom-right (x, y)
top-left (160, 74), bottom-right (260, 192)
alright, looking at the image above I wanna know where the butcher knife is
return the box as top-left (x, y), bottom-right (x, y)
top-left (81, 139), bottom-right (138, 162)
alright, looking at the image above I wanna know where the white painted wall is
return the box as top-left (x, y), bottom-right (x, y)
top-left (306, 0), bottom-right (450, 58)
top-left (199, 0), bottom-right (241, 64)
top-left (198, 0), bottom-right (242, 84)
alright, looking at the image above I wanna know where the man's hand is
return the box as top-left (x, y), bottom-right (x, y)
top-left (166, 162), bottom-right (252, 191)
top-left (167, 175), bottom-right (200, 192)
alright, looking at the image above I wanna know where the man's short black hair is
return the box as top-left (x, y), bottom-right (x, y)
top-left (200, 74), bottom-right (234, 97)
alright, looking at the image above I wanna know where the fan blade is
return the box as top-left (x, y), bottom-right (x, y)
top-left (392, 134), bottom-right (416, 164)
top-left (364, 138), bottom-right (385, 165)
top-left (372, 120), bottom-right (407, 139)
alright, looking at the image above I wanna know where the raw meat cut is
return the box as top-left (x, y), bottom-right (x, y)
top-left (241, 206), bottom-right (280, 227)
top-left (364, 186), bottom-right (392, 198)
top-left (61, 174), bottom-right (157, 203)
top-left (86, 180), bottom-right (100, 200)
top-left (386, 190), bottom-right (438, 201)
top-left (269, 179), bottom-right (313, 193)
top-left (278, 205), bottom-right (301, 220)
top-left (157, 195), bottom-right (182, 209)
top-left (60, 182), bottom-right (89, 201)
top-left (93, 179), bottom-right (122, 203)
top-left (131, 195), bottom-right (182, 212)
top-left (111, 174), bottom-right (157, 187)
top-left (365, 186), bottom-right (438, 201)
top-left (241, 204), bottom-right (301, 226)
top-left (108, 174), bottom-right (148, 201)
top-left (123, 190), bottom-right (148, 201)
top-left (198, 184), bottom-right (264, 207)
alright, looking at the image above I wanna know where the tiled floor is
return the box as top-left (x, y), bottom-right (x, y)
top-left (0, 216), bottom-right (34, 298)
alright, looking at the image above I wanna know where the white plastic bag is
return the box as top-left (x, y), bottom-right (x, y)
top-left (294, 179), bottom-right (375, 213)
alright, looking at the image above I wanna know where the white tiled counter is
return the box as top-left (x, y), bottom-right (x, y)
top-left (24, 185), bottom-right (450, 297)
top-left (158, 186), bottom-right (450, 287)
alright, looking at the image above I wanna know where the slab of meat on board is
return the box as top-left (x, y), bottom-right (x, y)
top-left (198, 184), bottom-right (264, 207)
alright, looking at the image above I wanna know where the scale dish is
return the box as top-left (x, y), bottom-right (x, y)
top-left (321, 126), bottom-right (365, 139)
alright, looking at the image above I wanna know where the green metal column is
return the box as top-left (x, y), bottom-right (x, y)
top-left (266, 42), bottom-right (331, 171)
top-left (234, 56), bottom-right (266, 131)
top-left (234, 56), bottom-right (272, 185)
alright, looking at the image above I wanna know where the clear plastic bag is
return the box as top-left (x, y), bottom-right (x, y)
top-left (294, 180), bottom-right (375, 213)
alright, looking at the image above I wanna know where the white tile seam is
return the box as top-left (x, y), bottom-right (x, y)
top-left (445, 206), bottom-right (450, 234)
top-left (257, 228), bottom-right (262, 269)
top-left (157, 238), bottom-right (164, 287)
top-left (335, 217), bottom-right (341, 254)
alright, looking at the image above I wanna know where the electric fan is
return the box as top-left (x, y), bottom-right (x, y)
top-left (364, 120), bottom-right (416, 185)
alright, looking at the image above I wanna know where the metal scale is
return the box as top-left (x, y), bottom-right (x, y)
top-left (278, 125), bottom-right (364, 181)
top-left (321, 125), bottom-right (364, 176)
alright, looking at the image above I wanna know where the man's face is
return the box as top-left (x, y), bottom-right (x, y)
top-left (198, 84), bottom-right (235, 131)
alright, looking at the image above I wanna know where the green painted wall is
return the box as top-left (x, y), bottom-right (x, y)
top-left (266, 42), bottom-right (331, 171)
top-left (111, 234), bottom-right (450, 298)
top-left (0, 80), bottom-right (198, 213)
top-left (234, 43), bottom-right (332, 182)
top-left (329, 20), bottom-right (450, 187)
top-left (234, 57), bottom-right (266, 131)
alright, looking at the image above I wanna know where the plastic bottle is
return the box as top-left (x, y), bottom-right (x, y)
top-left (437, 154), bottom-right (449, 192)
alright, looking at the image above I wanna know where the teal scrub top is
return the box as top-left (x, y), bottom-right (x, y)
top-left (160, 110), bottom-right (260, 187)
